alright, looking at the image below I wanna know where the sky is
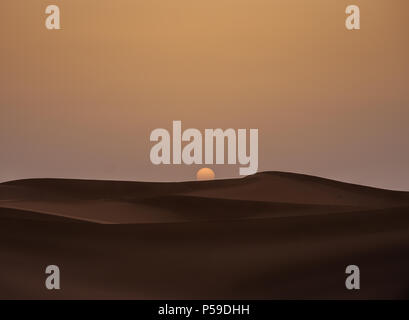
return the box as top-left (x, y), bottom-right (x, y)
top-left (1, 0), bottom-right (409, 190)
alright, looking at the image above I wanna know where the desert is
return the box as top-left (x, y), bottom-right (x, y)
top-left (0, 171), bottom-right (408, 299)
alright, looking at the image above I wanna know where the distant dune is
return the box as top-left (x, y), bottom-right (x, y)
top-left (0, 172), bottom-right (408, 299)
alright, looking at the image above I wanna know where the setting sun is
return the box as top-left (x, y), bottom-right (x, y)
top-left (196, 168), bottom-right (215, 181)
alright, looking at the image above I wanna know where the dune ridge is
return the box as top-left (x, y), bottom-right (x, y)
top-left (1, 171), bottom-right (409, 224)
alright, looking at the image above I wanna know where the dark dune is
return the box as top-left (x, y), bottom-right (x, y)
top-left (0, 172), bottom-right (408, 299)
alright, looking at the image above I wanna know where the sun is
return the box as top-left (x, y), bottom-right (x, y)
top-left (196, 168), bottom-right (215, 181)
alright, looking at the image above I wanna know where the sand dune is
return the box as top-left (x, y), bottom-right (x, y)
top-left (0, 172), bottom-right (408, 299)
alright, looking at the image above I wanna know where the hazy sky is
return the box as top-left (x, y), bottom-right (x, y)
top-left (1, 0), bottom-right (408, 190)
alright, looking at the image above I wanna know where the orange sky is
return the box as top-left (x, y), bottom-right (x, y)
top-left (1, 0), bottom-right (408, 189)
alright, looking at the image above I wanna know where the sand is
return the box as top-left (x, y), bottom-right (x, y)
top-left (0, 171), bottom-right (408, 299)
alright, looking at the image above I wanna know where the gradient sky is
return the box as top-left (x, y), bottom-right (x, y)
top-left (1, 0), bottom-right (408, 190)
